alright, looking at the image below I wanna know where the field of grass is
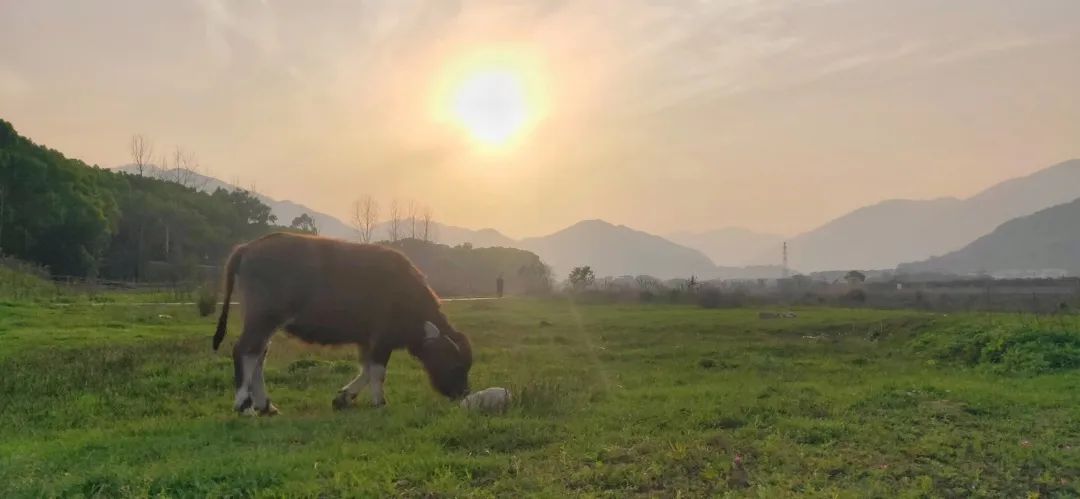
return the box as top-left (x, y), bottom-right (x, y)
top-left (1, 298), bottom-right (1078, 497)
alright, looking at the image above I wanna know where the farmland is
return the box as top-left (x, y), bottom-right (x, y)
top-left (1, 298), bottom-right (1078, 497)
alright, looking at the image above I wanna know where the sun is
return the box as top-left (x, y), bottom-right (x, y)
top-left (433, 49), bottom-right (548, 151)
top-left (450, 69), bottom-right (529, 147)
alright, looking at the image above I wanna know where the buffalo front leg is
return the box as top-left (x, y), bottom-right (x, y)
top-left (367, 344), bottom-right (392, 407)
top-left (332, 348), bottom-right (370, 410)
top-left (332, 347), bottom-right (391, 409)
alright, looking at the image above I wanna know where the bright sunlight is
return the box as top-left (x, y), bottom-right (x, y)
top-left (451, 69), bottom-right (528, 147)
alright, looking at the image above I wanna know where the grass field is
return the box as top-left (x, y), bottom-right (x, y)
top-left (1, 298), bottom-right (1078, 497)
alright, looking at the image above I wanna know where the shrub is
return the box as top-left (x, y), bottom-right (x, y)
top-left (843, 289), bottom-right (867, 304)
top-left (698, 289), bottom-right (722, 308)
top-left (697, 289), bottom-right (749, 309)
top-left (908, 322), bottom-right (1080, 375)
top-left (0, 257), bottom-right (57, 301)
top-left (196, 282), bottom-right (217, 317)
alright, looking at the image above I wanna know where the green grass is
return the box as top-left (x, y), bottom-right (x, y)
top-left (1, 299), bottom-right (1078, 497)
top-left (0, 265), bottom-right (61, 302)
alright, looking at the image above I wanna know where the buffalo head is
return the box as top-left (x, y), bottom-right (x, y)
top-left (413, 320), bottom-right (472, 399)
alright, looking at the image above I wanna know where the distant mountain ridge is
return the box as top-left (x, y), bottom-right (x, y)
top-left (114, 164), bottom-right (513, 247)
top-left (519, 220), bottom-right (720, 279)
top-left (667, 227), bottom-right (783, 267)
top-left (114, 165), bottom-right (770, 279)
top-left (898, 197), bottom-right (1080, 277)
top-left (764, 159), bottom-right (1080, 272)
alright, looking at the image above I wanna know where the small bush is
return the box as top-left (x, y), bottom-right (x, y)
top-left (843, 289), bottom-right (867, 304)
top-left (909, 322), bottom-right (1080, 375)
top-left (698, 289), bottom-right (722, 309)
top-left (0, 257), bottom-right (57, 301)
top-left (196, 283), bottom-right (217, 317)
top-left (697, 289), bottom-right (751, 309)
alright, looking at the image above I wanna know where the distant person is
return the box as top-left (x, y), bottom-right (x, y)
top-left (496, 274), bottom-right (504, 298)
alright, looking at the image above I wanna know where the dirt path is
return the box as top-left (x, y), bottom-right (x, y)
top-left (52, 297), bottom-right (499, 307)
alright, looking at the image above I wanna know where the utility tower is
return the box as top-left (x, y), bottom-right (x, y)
top-left (781, 241), bottom-right (789, 279)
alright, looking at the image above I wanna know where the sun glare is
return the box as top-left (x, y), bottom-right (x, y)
top-left (451, 69), bottom-right (528, 147)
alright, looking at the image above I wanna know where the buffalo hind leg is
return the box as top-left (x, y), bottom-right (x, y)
top-left (252, 343), bottom-right (279, 416)
top-left (233, 316), bottom-right (277, 415)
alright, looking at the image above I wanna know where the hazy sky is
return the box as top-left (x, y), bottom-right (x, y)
top-left (2, 0), bottom-right (1078, 238)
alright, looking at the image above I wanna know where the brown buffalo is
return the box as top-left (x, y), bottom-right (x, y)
top-left (212, 232), bottom-right (472, 415)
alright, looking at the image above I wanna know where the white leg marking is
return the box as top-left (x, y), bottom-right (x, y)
top-left (233, 387), bottom-right (249, 410)
top-left (233, 354), bottom-right (259, 411)
top-left (341, 368), bottom-right (370, 397)
top-left (251, 353), bottom-right (269, 410)
top-left (368, 364), bottom-right (387, 405)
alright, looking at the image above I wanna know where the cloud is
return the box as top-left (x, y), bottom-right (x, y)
top-left (927, 34), bottom-right (1073, 65)
top-left (196, 0), bottom-right (279, 66)
top-left (0, 66), bottom-right (30, 99)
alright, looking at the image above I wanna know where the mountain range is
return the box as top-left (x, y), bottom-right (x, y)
top-left (667, 228), bottom-right (783, 267)
top-left (898, 197), bottom-right (1080, 277)
top-left (118, 158), bottom-right (1080, 279)
top-left (114, 165), bottom-right (763, 279)
top-left (518, 220), bottom-right (718, 279)
top-left (765, 159), bottom-right (1080, 272)
top-left (116, 164), bottom-right (514, 247)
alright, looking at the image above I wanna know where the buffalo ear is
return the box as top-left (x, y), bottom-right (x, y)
top-left (424, 321), bottom-right (441, 340)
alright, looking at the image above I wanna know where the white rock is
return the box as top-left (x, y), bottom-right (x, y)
top-left (460, 387), bottom-right (511, 413)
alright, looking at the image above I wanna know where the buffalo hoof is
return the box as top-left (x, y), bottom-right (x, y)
top-left (234, 397), bottom-right (253, 414)
top-left (332, 391), bottom-right (355, 411)
top-left (258, 402), bottom-right (280, 417)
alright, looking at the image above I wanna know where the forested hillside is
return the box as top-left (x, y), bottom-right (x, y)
top-left (0, 119), bottom-right (280, 279)
top-left (898, 197), bottom-right (1080, 277)
top-left (0, 119), bottom-right (553, 295)
top-left (392, 238), bottom-right (552, 296)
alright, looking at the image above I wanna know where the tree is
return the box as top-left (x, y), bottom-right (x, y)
top-left (844, 270), bottom-right (866, 286)
top-left (407, 200), bottom-right (418, 239)
top-left (290, 213), bottom-right (319, 234)
top-left (169, 146), bottom-right (202, 189)
top-left (635, 274), bottom-right (661, 290)
top-left (0, 150), bottom-right (12, 251)
top-left (351, 195), bottom-right (380, 243)
top-left (128, 134), bottom-right (155, 276)
top-left (518, 261), bottom-right (553, 295)
top-left (421, 206), bottom-right (434, 242)
top-left (129, 134), bottom-right (153, 176)
top-left (387, 199), bottom-right (402, 242)
top-left (791, 274), bottom-right (812, 288)
top-left (211, 188), bottom-right (277, 227)
top-left (0, 119), bottom-right (117, 275)
top-left (568, 266), bottom-right (596, 290)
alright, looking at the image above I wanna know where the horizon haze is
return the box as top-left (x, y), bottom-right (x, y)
top-left (3, 1), bottom-right (1079, 239)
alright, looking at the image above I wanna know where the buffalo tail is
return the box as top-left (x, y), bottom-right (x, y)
top-left (212, 245), bottom-right (244, 351)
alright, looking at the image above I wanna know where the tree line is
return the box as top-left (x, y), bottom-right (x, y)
top-left (350, 195), bottom-right (437, 244)
top-left (1, 118), bottom-right (554, 297)
top-left (390, 238), bottom-right (553, 297)
top-left (0, 119), bottom-right (281, 279)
